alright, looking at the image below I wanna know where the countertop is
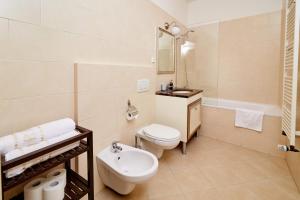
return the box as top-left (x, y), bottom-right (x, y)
top-left (155, 88), bottom-right (203, 98)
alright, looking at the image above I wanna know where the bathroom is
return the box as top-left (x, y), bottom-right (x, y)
top-left (0, 0), bottom-right (300, 199)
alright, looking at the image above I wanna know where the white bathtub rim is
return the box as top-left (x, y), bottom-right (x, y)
top-left (202, 97), bottom-right (282, 117)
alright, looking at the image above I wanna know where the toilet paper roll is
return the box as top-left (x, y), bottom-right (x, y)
top-left (46, 168), bottom-right (66, 187)
top-left (24, 177), bottom-right (46, 200)
top-left (43, 179), bottom-right (65, 200)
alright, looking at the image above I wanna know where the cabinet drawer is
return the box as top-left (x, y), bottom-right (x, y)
top-left (188, 101), bottom-right (201, 138)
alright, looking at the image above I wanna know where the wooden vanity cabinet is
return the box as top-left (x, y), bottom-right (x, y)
top-left (155, 92), bottom-right (202, 154)
top-left (188, 99), bottom-right (201, 140)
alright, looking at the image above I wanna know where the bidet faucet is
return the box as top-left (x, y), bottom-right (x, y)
top-left (111, 141), bottom-right (122, 153)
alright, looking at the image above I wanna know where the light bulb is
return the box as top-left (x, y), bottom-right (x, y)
top-left (171, 26), bottom-right (181, 35)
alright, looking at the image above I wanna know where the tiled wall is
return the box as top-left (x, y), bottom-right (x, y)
top-left (200, 107), bottom-right (286, 157)
top-left (218, 11), bottom-right (282, 105)
top-left (181, 11), bottom-right (282, 104)
top-left (76, 63), bottom-right (156, 193)
top-left (0, 0), bottom-right (178, 197)
top-left (177, 11), bottom-right (285, 157)
top-left (0, 0), bottom-right (178, 137)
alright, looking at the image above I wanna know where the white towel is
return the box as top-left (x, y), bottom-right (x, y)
top-left (15, 127), bottom-right (43, 148)
top-left (235, 108), bottom-right (264, 132)
top-left (5, 131), bottom-right (80, 178)
top-left (39, 118), bottom-right (75, 140)
top-left (0, 118), bottom-right (75, 154)
top-left (0, 135), bottom-right (17, 154)
top-left (5, 141), bottom-right (49, 178)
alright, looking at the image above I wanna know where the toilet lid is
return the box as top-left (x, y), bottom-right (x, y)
top-left (143, 124), bottom-right (180, 142)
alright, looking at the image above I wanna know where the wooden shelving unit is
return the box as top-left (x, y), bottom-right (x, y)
top-left (1, 126), bottom-right (94, 200)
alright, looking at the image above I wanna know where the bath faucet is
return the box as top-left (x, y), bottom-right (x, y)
top-left (111, 141), bottom-right (122, 153)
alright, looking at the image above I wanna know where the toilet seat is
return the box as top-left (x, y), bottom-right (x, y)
top-left (143, 124), bottom-right (180, 142)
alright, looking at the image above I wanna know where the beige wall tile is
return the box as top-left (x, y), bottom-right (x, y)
top-left (218, 12), bottom-right (282, 105)
top-left (199, 106), bottom-right (285, 157)
top-left (0, 0), bottom-right (41, 24)
top-left (41, 0), bottom-right (100, 36)
top-left (0, 94), bottom-right (74, 135)
top-left (0, 61), bottom-right (74, 100)
top-left (0, 18), bottom-right (8, 59)
top-left (183, 12), bottom-right (283, 105)
top-left (0, 0), bottom-right (176, 134)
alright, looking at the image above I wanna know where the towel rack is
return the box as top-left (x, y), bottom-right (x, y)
top-left (282, 0), bottom-right (300, 147)
top-left (0, 126), bottom-right (94, 200)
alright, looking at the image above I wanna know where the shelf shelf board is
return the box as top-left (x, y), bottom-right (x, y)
top-left (3, 141), bottom-right (88, 192)
top-left (10, 169), bottom-right (89, 200)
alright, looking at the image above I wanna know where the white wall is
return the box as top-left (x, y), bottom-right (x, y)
top-left (150, 0), bottom-right (187, 24)
top-left (187, 0), bottom-right (282, 26)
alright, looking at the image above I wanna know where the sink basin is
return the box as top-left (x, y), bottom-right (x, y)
top-left (156, 88), bottom-right (203, 98)
top-left (172, 90), bottom-right (192, 94)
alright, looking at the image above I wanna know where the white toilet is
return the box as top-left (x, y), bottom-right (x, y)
top-left (136, 124), bottom-right (181, 158)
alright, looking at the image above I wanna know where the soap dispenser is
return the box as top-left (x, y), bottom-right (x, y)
top-left (168, 80), bottom-right (174, 91)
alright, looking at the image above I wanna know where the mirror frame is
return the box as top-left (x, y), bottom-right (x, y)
top-left (156, 27), bottom-right (176, 74)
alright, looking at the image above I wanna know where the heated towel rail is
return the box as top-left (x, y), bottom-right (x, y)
top-left (282, 0), bottom-right (300, 146)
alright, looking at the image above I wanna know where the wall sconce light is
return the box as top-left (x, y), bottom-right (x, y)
top-left (164, 21), bottom-right (181, 36)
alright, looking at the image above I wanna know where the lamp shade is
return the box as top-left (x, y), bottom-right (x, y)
top-left (181, 41), bottom-right (195, 55)
top-left (182, 41), bottom-right (195, 49)
top-left (171, 26), bottom-right (181, 35)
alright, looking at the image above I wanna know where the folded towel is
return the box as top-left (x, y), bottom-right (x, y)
top-left (235, 108), bottom-right (264, 132)
top-left (5, 141), bottom-right (49, 178)
top-left (5, 130), bottom-right (80, 178)
top-left (0, 118), bottom-right (75, 154)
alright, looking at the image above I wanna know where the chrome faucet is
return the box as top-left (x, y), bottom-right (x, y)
top-left (111, 141), bottom-right (122, 153)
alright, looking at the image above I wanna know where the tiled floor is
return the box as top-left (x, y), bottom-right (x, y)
top-left (95, 136), bottom-right (300, 200)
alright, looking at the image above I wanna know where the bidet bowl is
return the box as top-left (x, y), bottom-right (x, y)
top-left (96, 143), bottom-right (158, 194)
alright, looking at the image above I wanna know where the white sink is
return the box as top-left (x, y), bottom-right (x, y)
top-left (172, 90), bottom-right (192, 94)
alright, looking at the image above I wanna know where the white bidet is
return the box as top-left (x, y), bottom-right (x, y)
top-left (96, 143), bottom-right (158, 195)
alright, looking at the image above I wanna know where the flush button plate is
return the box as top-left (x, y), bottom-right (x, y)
top-left (137, 79), bottom-right (150, 93)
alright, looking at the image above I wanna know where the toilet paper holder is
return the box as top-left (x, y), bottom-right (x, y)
top-left (126, 100), bottom-right (139, 121)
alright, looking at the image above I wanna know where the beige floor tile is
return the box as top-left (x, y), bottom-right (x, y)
top-left (172, 166), bottom-right (214, 192)
top-left (230, 161), bottom-right (268, 183)
top-left (184, 188), bottom-right (221, 200)
top-left (94, 136), bottom-right (300, 200)
top-left (200, 164), bottom-right (244, 187)
top-left (216, 185), bottom-right (263, 200)
top-left (95, 185), bottom-right (148, 200)
top-left (245, 178), bottom-right (300, 200)
top-left (248, 157), bottom-right (291, 178)
top-left (147, 175), bottom-right (182, 199)
top-left (149, 193), bottom-right (186, 200)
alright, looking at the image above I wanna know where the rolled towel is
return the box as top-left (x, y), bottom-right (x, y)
top-left (0, 118), bottom-right (75, 154)
top-left (48, 131), bottom-right (80, 158)
top-left (0, 135), bottom-right (16, 154)
top-left (5, 130), bottom-right (80, 178)
top-left (39, 118), bottom-right (75, 140)
top-left (15, 127), bottom-right (43, 148)
top-left (5, 141), bottom-right (49, 178)
top-left (5, 141), bottom-right (48, 161)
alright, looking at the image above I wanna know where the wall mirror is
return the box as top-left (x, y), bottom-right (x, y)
top-left (157, 27), bottom-right (176, 74)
